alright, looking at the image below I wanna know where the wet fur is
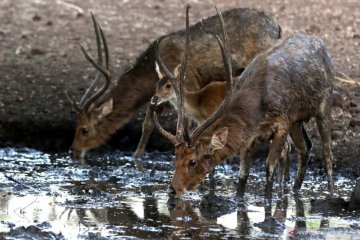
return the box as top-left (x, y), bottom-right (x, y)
top-left (173, 34), bottom-right (335, 197)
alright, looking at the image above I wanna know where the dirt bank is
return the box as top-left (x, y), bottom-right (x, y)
top-left (0, 0), bottom-right (359, 175)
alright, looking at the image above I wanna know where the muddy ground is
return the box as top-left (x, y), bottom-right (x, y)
top-left (0, 1), bottom-right (360, 170)
top-left (1, 148), bottom-right (359, 239)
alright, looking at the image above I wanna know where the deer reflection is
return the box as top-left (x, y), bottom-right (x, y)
top-left (167, 197), bottom-right (253, 238)
top-left (255, 189), bottom-right (308, 236)
top-left (59, 195), bottom-right (172, 239)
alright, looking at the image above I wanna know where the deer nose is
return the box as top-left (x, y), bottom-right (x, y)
top-left (171, 179), bottom-right (185, 198)
top-left (151, 96), bottom-right (159, 104)
top-left (70, 148), bottom-right (82, 160)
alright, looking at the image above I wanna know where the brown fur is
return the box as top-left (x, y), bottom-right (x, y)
top-left (121, 8), bottom-right (282, 158)
top-left (72, 8), bottom-right (282, 159)
top-left (172, 33), bottom-right (335, 198)
top-left (154, 80), bottom-right (227, 123)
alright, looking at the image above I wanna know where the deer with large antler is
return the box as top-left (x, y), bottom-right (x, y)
top-left (66, 7), bottom-right (282, 161)
top-left (151, 7), bottom-right (335, 198)
top-left (66, 13), bottom-right (114, 160)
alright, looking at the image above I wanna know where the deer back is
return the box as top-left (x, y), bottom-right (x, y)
top-left (229, 33), bottom-right (334, 126)
top-left (69, 8), bottom-right (282, 160)
top-left (157, 8), bottom-right (281, 91)
top-left (171, 33), bottom-right (334, 196)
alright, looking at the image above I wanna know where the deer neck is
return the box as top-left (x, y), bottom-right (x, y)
top-left (206, 92), bottom-right (264, 167)
top-left (183, 90), bottom-right (203, 122)
top-left (98, 62), bottom-right (158, 138)
top-left (211, 115), bottom-right (247, 165)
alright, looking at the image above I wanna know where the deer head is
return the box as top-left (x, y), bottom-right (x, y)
top-left (65, 13), bottom-right (113, 160)
top-left (153, 63), bottom-right (180, 104)
top-left (150, 6), bottom-right (233, 197)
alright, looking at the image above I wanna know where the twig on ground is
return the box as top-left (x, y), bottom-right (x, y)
top-left (335, 72), bottom-right (360, 86)
top-left (57, 0), bottom-right (84, 15)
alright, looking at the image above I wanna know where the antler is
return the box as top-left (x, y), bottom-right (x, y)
top-left (152, 4), bottom-right (190, 146)
top-left (66, 13), bottom-right (111, 113)
top-left (190, 6), bottom-right (233, 144)
top-left (81, 13), bottom-right (111, 112)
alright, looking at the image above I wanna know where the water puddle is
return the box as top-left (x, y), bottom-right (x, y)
top-left (0, 147), bottom-right (359, 239)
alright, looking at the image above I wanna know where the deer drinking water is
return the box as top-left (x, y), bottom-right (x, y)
top-left (65, 7), bottom-right (282, 160)
top-left (151, 8), bottom-right (335, 198)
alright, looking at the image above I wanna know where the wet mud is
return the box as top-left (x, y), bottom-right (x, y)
top-left (1, 148), bottom-right (360, 239)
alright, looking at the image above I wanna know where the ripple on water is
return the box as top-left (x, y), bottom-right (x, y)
top-left (0, 147), bottom-right (359, 239)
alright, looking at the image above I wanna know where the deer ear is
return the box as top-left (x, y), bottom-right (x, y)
top-left (155, 61), bottom-right (165, 79)
top-left (95, 98), bottom-right (113, 119)
top-left (173, 63), bottom-right (181, 77)
top-left (210, 127), bottom-right (228, 151)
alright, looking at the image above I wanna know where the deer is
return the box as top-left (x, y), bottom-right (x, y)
top-left (151, 7), bottom-right (335, 199)
top-left (65, 6), bottom-right (282, 161)
top-left (153, 65), bottom-right (228, 124)
top-left (152, 52), bottom-right (291, 183)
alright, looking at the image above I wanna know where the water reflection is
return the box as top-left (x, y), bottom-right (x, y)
top-left (1, 148), bottom-right (360, 239)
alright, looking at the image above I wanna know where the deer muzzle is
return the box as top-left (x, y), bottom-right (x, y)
top-left (71, 147), bottom-right (86, 161)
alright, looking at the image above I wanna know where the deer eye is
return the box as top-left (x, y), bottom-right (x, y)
top-left (165, 83), bottom-right (171, 89)
top-left (82, 127), bottom-right (89, 135)
top-left (188, 159), bottom-right (196, 166)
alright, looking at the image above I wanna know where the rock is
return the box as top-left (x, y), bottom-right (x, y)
top-left (5, 224), bottom-right (64, 240)
top-left (254, 216), bottom-right (285, 233)
top-left (31, 48), bottom-right (46, 55)
top-left (59, 51), bottom-right (67, 58)
top-left (331, 130), bottom-right (342, 140)
top-left (199, 193), bottom-right (236, 219)
top-left (349, 107), bottom-right (360, 114)
top-left (349, 118), bottom-right (360, 127)
top-left (332, 90), bottom-right (344, 108)
top-left (349, 180), bottom-right (360, 211)
top-left (310, 197), bottom-right (349, 213)
top-left (20, 30), bottom-right (32, 39)
top-left (350, 101), bottom-right (357, 108)
top-left (307, 24), bottom-right (321, 34)
top-left (32, 14), bottom-right (42, 21)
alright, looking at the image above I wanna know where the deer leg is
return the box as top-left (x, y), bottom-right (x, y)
top-left (278, 137), bottom-right (291, 184)
top-left (134, 102), bottom-right (171, 158)
top-left (277, 141), bottom-right (291, 187)
top-left (236, 149), bottom-right (251, 197)
top-left (290, 122), bottom-right (312, 191)
top-left (316, 97), bottom-right (334, 197)
top-left (265, 132), bottom-right (287, 195)
top-left (266, 132), bottom-right (287, 182)
top-left (283, 137), bottom-right (291, 183)
top-left (133, 105), bottom-right (155, 158)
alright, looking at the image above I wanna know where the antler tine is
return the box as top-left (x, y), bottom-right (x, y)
top-left (79, 77), bottom-right (100, 108)
top-left (190, 6), bottom-right (233, 144)
top-left (92, 12), bottom-right (103, 67)
top-left (215, 6), bottom-right (233, 90)
top-left (155, 40), bottom-right (175, 82)
top-left (64, 91), bottom-right (82, 112)
top-left (79, 13), bottom-right (104, 107)
top-left (82, 15), bottom-right (112, 111)
top-left (151, 4), bottom-right (191, 146)
top-left (99, 22), bottom-right (110, 72)
top-left (150, 97), bottom-right (179, 145)
top-left (175, 3), bottom-right (190, 141)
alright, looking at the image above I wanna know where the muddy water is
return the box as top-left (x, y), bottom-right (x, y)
top-left (0, 148), bottom-right (359, 239)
